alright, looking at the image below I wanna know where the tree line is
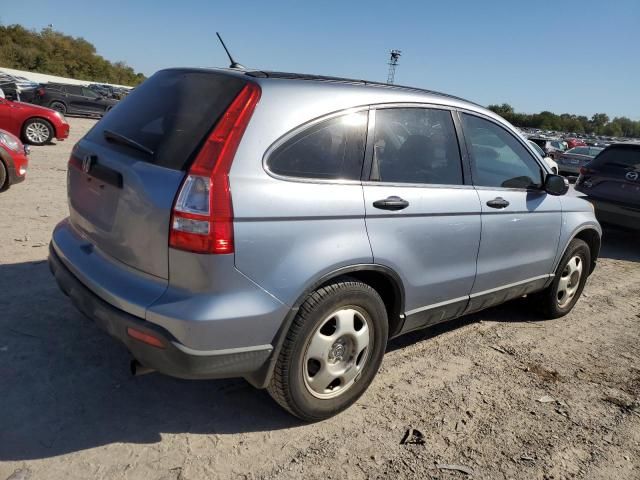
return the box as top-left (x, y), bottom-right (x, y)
top-left (0, 24), bottom-right (146, 86)
top-left (488, 103), bottom-right (640, 139)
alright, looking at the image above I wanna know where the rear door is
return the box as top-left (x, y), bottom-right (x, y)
top-left (459, 112), bottom-right (562, 311)
top-left (584, 146), bottom-right (640, 206)
top-left (362, 106), bottom-right (481, 331)
top-left (68, 69), bottom-right (247, 279)
top-left (64, 85), bottom-right (86, 113)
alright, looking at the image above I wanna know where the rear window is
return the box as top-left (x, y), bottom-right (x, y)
top-left (86, 69), bottom-right (246, 171)
top-left (591, 146), bottom-right (640, 169)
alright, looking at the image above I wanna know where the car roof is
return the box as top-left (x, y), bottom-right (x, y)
top-left (244, 70), bottom-right (481, 107)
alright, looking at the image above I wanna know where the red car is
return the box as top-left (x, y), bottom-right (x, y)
top-left (0, 96), bottom-right (70, 145)
top-left (565, 138), bottom-right (587, 149)
top-left (0, 128), bottom-right (29, 190)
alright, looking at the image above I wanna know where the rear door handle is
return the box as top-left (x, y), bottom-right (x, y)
top-left (486, 197), bottom-right (510, 209)
top-left (373, 196), bottom-right (410, 211)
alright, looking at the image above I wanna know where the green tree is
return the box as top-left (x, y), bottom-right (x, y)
top-left (0, 24), bottom-right (146, 86)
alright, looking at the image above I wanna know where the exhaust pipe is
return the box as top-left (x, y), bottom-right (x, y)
top-left (130, 359), bottom-right (155, 376)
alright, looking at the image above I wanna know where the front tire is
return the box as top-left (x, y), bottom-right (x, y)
top-left (533, 238), bottom-right (591, 319)
top-left (268, 279), bottom-right (388, 421)
top-left (0, 161), bottom-right (8, 191)
top-left (22, 118), bottom-right (54, 145)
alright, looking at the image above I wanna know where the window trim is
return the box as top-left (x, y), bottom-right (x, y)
top-left (362, 103), bottom-right (469, 188)
top-left (457, 109), bottom-right (549, 191)
top-left (262, 106), bottom-right (370, 185)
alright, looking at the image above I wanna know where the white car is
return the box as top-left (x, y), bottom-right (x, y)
top-left (529, 140), bottom-right (559, 174)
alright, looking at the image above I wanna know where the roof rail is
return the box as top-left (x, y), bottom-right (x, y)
top-left (245, 70), bottom-right (480, 106)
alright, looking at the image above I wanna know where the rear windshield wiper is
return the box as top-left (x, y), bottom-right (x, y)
top-left (103, 129), bottom-right (154, 156)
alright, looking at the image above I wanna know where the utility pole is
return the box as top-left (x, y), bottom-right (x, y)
top-left (387, 49), bottom-right (402, 84)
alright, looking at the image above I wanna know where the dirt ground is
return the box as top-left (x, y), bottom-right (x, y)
top-left (1, 117), bottom-right (639, 480)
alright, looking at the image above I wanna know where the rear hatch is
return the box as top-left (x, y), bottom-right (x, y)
top-left (583, 145), bottom-right (640, 206)
top-left (67, 69), bottom-right (247, 279)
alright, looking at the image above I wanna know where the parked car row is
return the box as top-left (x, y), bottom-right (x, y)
top-left (0, 72), bottom-right (127, 117)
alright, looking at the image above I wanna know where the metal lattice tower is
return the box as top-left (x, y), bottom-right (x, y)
top-left (387, 49), bottom-right (402, 84)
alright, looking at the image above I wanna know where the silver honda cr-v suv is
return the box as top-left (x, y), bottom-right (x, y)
top-left (49, 68), bottom-right (601, 421)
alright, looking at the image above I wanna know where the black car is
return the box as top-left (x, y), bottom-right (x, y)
top-left (575, 143), bottom-right (640, 230)
top-left (33, 83), bottom-right (118, 116)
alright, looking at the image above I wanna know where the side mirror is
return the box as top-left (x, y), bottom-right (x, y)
top-left (544, 174), bottom-right (569, 196)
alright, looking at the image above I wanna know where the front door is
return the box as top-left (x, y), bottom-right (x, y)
top-left (363, 106), bottom-right (481, 332)
top-left (458, 112), bottom-right (562, 312)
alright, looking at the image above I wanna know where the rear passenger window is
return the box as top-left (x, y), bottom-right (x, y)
top-left (371, 108), bottom-right (463, 185)
top-left (267, 111), bottom-right (368, 180)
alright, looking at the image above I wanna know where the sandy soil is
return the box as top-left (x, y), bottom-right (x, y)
top-left (1, 117), bottom-right (639, 480)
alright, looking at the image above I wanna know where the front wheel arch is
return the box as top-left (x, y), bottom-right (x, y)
top-left (553, 227), bottom-right (600, 278)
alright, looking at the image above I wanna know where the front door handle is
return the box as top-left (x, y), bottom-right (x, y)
top-left (373, 196), bottom-right (410, 211)
top-left (486, 197), bottom-right (510, 209)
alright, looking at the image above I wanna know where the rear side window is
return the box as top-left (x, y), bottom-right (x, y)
top-left (591, 147), bottom-right (640, 169)
top-left (85, 69), bottom-right (246, 171)
top-left (267, 111), bottom-right (368, 180)
top-left (371, 108), bottom-right (463, 185)
top-left (66, 85), bottom-right (83, 95)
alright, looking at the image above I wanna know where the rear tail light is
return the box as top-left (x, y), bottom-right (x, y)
top-left (169, 82), bottom-right (261, 254)
top-left (580, 167), bottom-right (594, 176)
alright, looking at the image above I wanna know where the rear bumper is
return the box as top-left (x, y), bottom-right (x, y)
top-left (586, 197), bottom-right (640, 231)
top-left (49, 245), bottom-right (273, 380)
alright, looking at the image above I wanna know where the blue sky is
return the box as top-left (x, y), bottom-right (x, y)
top-left (1, 0), bottom-right (639, 119)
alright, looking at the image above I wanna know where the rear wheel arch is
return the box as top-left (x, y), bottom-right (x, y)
top-left (247, 264), bottom-right (405, 389)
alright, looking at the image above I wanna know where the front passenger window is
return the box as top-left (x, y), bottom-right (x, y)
top-left (462, 113), bottom-right (542, 189)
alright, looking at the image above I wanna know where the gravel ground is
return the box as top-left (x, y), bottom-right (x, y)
top-left (1, 117), bottom-right (639, 480)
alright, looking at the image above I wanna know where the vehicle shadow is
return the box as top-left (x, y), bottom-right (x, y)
top-left (2, 225), bottom-right (635, 461)
top-left (599, 226), bottom-right (639, 263)
top-left (0, 260), bottom-right (300, 462)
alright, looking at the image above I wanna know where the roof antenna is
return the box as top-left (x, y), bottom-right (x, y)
top-left (216, 32), bottom-right (245, 70)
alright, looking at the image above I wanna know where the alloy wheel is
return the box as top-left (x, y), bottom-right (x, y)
top-left (25, 122), bottom-right (50, 144)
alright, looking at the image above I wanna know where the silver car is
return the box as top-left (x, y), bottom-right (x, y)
top-left (49, 68), bottom-right (601, 420)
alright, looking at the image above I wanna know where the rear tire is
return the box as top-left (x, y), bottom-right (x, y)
top-left (22, 118), bottom-right (54, 145)
top-left (267, 279), bottom-right (388, 421)
top-left (533, 239), bottom-right (591, 319)
top-left (49, 101), bottom-right (67, 115)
